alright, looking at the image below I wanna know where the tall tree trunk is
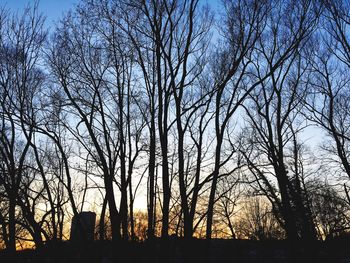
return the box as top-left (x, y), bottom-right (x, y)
top-left (128, 175), bottom-right (135, 241)
top-left (147, 119), bottom-right (156, 238)
top-left (156, 41), bottom-right (170, 238)
top-left (177, 128), bottom-right (191, 238)
top-left (99, 196), bottom-right (107, 241)
top-left (206, 135), bottom-right (223, 239)
top-left (8, 191), bottom-right (16, 252)
top-left (104, 174), bottom-right (121, 241)
top-left (276, 166), bottom-right (298, 241)
top-left (120, 164), bottom-right (128, 239)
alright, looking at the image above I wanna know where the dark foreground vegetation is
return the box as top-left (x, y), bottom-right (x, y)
top-left (1, 0), bottom-right (350, 255)
top-left (1, 238), bottom-right (350, 263)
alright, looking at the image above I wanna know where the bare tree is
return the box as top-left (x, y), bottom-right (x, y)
top-left (235, 197), bottom-right (285, 240)
top-left (34, 88), bottom-right (81, 240)
top-left (237, 0), bottom-right (320, 241)
top-left (305, 0), bottom-right (350, 205)
top-left (307, 179), bottom-right (350, 240)
top-left (205, 0), bottom-right (319, 239)
top-left (116, 0), bottom-right (214, 239)
top-left (0, 4), bottom-right (47, 251)
top-left (204, 0), bottom-right (268, 239)
top-left (48, 12), bottom-right (123, 241)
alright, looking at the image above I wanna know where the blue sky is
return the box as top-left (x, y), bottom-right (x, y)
top-left (1, 0), bottom-right (78, 27)
top-left (2, 0), bottom-right (220, 26)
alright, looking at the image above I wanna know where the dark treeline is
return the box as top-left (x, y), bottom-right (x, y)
top-left (0, 0), bottom-right (350, 252)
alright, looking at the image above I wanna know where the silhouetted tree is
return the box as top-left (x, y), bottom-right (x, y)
top-left (235, 197), bottom-right (285, 240)
top-left (308, 180), bottom-right (350, 239)
top-left (0, 4), bottom-right (47, 251)
top-left (305, 0), bottom-right (350, 205)
top-left (238, 0), bottom-right (320, 241)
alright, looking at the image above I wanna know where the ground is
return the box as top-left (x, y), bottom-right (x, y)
top-left (0, 238), bottom-right (350, 263)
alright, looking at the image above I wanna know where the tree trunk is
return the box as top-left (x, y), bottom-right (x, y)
top-left (147, 116), bottom-right (156, 239)
top-left (99, 196), bottom-right (108, 241)
top-left (104, 174), bottom-right (121, 241)
top-left (8, 191), bottom-right (16, 252)
top-left (206, 136), bottom-right (223, 239)
top-left (276, 167), bottom-right (298, 241)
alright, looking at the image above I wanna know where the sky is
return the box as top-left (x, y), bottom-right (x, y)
top-left (1, 1), bottom-right (325, 151)
top-left (1, 0), bottom-right (78, 27)
top-left (2, 0), bottom-right (220, 26)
